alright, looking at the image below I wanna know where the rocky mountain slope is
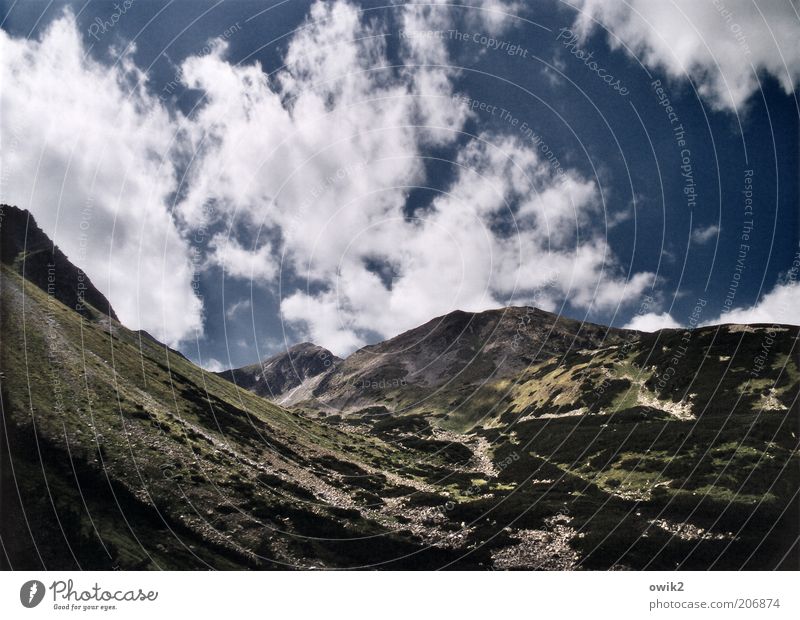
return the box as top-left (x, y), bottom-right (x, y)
top-left (224, 306), bottom-right (633, 426)
top-left (2, 206), bottom-right (798, 570)
top-left (218, 343), bottom-right (341, 406)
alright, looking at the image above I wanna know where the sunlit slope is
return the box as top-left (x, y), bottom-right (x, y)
top-left (2, 243), bottom-right (798, 569)
top-left (0, 265), bottom-right (483, 569)
top-left (466, 323), bottom-right (800, 568)
top-left (271, 310), bottom-right (800, 568)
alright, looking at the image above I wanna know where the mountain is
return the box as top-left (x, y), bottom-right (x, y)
top-left (1, 209), bottom-right (479, 569)
top-left (217, 342), bottom-right (341, 406)
top-left (2, 206), bottom-right (798, 570)
top-left (0, 204), bottom-right (117, 320)
top-left (226, 306), bottom-right (632, 425)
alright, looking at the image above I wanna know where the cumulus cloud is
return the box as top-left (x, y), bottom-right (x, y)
top-left (199, 357), bottom-right (227, 372)
top-left (225, 298), bottom-right (252, 319)
top-left (625, 311), bottom-right (681, 331)
top-left (0, 12), bottom-right (202, 346)
top-left (570, 0), bottom-right (800, 111)
top-left (411, 0), bottom-right (522, 36)
top-left (691, 223), bottom-right (720, 244)
top-left (172, 0), bottom-right (654, 354)
top-left (209, 233), bottom-right (277, 282)
top-left (177, 1), bottom-right (424, 276)
top-left (0, 1), bottom-right (656, 356)
top-left (279, 130), bottom-right (654, 353)
top-left (472, 0), bottom-right (523, 35)
top-left (705, 280), bottom-right (800, 326)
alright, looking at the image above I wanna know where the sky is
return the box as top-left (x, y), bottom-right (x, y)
top-left (1, 0), bottom-right (798, 370)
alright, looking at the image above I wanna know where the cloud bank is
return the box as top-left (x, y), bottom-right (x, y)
top-left (706, 279), bottom-right (800, 326)
top-left (173, 0), bottom-right (654, 353)
top-left (0, 14), bottom-right (202, 346)
top-left (570, 0), bottom-right (800, 112)
top-left (17, 1), bottom-right (795, 355)
top-left (624, 311), bottom-right (682, 332)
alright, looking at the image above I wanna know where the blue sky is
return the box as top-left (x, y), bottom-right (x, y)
top-left (1, 0), bottom-right (798, 370)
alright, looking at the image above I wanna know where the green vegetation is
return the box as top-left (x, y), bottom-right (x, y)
top-left (2, 248), bottom-right (798, 569)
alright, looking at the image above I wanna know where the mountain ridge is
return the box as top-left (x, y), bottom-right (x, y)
top-left (222, 304), bottom-right (636, 422)
top-left (217, 341), bottom-right (342, 405)
top-left (0, 203), bottom-right (118, 321)
top-left (2, 205), bottom-right (798, 570)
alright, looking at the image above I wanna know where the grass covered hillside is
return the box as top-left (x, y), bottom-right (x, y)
top-left (1, 207), bottom-right (798, 570)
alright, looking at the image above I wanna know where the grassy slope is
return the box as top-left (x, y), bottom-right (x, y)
top-left (2, 261), bottom-right (798, 570)
top-left (468, 324), bottom-right (800, 568)
top-left (306, 318), bottom-right (800, 569)
top-left (0, 265), bottom-right (476, 569)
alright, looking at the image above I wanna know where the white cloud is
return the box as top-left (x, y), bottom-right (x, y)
top-left (199, 357), bottom-right (227, 372)
top-left (410, 0), bottom-right (522, 36)
top-left (471, 0), bottom-right (523, 35)
top-left (691, 223), bottom-right (720, 244)
top-left (705, 280), bottom-right (800, 326)
top-left (398, 3), bottom-right (471, 145)
top-left (0, 2), bottom-right (656, 356)
top-left (0, 12), bottom-right (202, 346)
top-left (570, 0), bottom-right (800, 111)
top-left (177, 1), bottom-right (426, 280)
top-left (172, 0), bottom-right (654, 355)
top-left (626, 276), bottom-right (800, 331)
top-left (625, 311), bottom-right (681, 331)
top-left (225, 298), bottom-right (252, 319)
top-left (280, 132), bottom-right (654, 354)
top-left (209, 233), bottom-right (277, 282)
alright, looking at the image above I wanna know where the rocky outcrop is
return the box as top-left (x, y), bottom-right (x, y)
top-left (217, 342), bottom-right (341, 402)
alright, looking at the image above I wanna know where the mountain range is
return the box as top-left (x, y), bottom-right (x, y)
top-left (2, 204), bottom-right (798, 570)
top-left (219, 307), bottom-right (629, 419)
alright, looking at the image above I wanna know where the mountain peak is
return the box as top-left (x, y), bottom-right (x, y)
top-left (217, 341), bottom-right (341, 402)
top-left (220, 302), bottom-right (630, 414)
top-left (286, 341), bottom-right (330, 355)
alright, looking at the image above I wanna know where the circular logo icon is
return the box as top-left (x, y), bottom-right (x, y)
top-left (20, 580), bottom-right (45, 608)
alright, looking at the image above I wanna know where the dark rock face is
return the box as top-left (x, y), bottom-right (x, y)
top-left (342, 305), bottom-right (628, 384)
top-left (223, 305), bottom-right (631, 414)
top-left (217, 342), bottom-right (341, 399)
top-left (0, 204), bottom-right (118, 320)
